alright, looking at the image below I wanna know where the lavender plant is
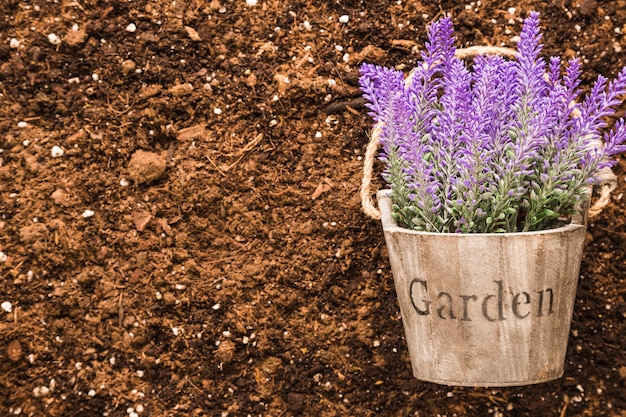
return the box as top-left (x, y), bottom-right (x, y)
top-left (360, 11), bottom-right (626, 233)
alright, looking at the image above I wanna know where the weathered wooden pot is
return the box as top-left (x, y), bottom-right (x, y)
top-left (377, 189), bottom-right (587, 387)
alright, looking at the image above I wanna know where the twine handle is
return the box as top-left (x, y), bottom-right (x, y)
top-left (588, 170), bottom-right (617, 217)
top-left (361, 125), bottom-right (383, 219)
top-left (361, 46), bottom-right (617, 220)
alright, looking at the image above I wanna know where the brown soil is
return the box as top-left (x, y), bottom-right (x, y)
top-left (1, 1), bottom-right (625, 416)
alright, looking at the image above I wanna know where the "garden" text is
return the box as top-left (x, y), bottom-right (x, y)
top-left (409, 279), bottom-right (555, 321)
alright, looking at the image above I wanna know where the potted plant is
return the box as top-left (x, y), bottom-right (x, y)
top-left (359, 12), bottom-right (625, 386)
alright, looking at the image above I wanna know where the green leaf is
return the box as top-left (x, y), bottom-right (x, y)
top-left (541, 209), bottom-right (559, 219)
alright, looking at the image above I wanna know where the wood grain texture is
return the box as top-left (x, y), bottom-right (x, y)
top-left (378, 190), bottom-right (587, 387)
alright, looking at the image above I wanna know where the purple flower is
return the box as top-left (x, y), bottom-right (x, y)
top-left (360, 11), bottom-right (626, 232)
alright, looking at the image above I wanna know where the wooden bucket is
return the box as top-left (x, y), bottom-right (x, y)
top-left (377, 190), bottom-right (587, 387)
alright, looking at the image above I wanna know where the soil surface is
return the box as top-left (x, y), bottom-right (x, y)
top-left (1, 1), bottom-right (626, 416)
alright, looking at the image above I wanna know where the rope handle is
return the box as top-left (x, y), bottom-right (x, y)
top-left (361, 46), bottom-right (618, 220)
